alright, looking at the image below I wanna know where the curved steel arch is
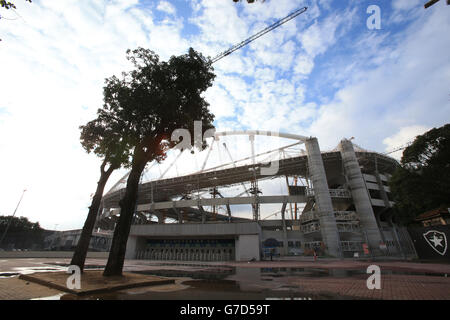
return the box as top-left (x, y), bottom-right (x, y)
top-left (214, 130), bottom-right (309, 142)
top-left (104, 130), bottom-right (309, 196)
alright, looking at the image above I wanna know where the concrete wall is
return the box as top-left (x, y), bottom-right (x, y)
top-left (0, 251), bottom-right (109, 259)
top-left (235, 234), bottom-right (260, 261)
top-left (125, 236), bottom-right (138, 260)
top-left (126, 222), bottom-right (262, 261)
top-left (130, 221), bottom-right (261, 237)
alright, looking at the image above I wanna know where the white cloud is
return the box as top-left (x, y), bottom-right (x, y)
top-left (392, 0), bottom-right (422, 11)
top-left (0, 1), bottom-right (448, 227)
top-left (0, 0), bottom-right (189, 229)
top-left (389, 0), bottom-right (423, 24)
top-left (157, 1), bottom-right (176, 15)
top-left (189, 0), bottom-right (248, 46)
top-left (204, 86), bottom-right (236, 119)
top-left (293, 54), bottom-right (315, 75)
top-left (299, 9), bottom-right (354, 58)
top-left (308, 4), bottom-right (450, 151)
top-left (383, 125), bottom-right (430, 160)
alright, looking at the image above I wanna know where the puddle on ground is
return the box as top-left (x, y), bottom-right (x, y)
top-left (44, 263), bottom-right (105, 270)
top-left (133, 268), bottom-right (235, 280)
top-left (32, 293), bottom-right (66, 300)
top-left (0, 272), bottom-right (20, 278)
top-left (59, 278), bottom-right (342, 301)
top-left (54, 267), bottom-right (377, 300)
top-left (2, 263), bottom-right (446, 300)
top-left (0, 266), bottom-right (67, 278)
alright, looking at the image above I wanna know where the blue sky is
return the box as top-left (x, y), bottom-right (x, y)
top-left (0, 0), bottom-right (449, 229)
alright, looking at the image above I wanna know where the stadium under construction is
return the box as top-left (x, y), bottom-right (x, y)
top-left (96, 131), bottom-right (417, 262)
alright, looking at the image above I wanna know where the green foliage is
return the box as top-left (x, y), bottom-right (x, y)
top-left (0, 0), bottom-right (31, 15)
top-left (0, 215), bottom-right (41, 231)
top-left (0, 215), bottom-right (44, 249)
top-left (0, 0), bottom-right (31, 10)
top-left (99, 47), bottom-right (216, 165)
top-left (0, 0), bottom-right (32, 41)
top-left (390, 123), bottom-right (450, 224)
top-left (102, 47), bottom-right (216, 276)
top-left (79, 114), bottom-right (131, 170)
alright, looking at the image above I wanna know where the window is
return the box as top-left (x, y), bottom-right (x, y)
top-left (369, 189), bottom-right (382, 199)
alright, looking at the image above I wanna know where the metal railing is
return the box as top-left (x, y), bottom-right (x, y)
top-left (301, 221), bottom-right (321, 234)
top-left (306, 188), bottom-right (351, 198)
top-left (299, 211), bottom-right (358, 223)
top-left (336, 222), bottom-right (360, 233)
top-left (334, 211), bottom-right (359, 221)
top-left (299, 211), bottom-right (318, 223)
top-left (303, 241), bottom-right (322, 249)
top-left (340, 241), bottom-right (363, 252)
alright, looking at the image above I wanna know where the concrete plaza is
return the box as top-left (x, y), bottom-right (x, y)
top-left (0, 257), bottom-right (449, 300)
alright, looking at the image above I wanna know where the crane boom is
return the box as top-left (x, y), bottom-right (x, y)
top-left (382, 142), bottom-right (413, 155)
top-left (210, 6), bottom-right (308, 64)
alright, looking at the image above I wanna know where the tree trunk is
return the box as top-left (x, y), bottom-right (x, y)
top-left (103, 159), bottom-right (146, 276)
top-left (70, 159), bottom-right (115, 272)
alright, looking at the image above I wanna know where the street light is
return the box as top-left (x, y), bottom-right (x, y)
top-left (0, 189), bottom-right (27, 248)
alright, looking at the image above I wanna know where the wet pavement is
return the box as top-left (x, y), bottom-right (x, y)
top-left (1, 258), bottom-right (450, 300)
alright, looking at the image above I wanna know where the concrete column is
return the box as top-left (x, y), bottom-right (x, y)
top-left (124, 235), bottom-right (138, 259)
top-left (152, 211), bottom-right (164, 224)
top-left (172, 207), bottom-right (183, 224)
top-left (235, 235), bottom-right (260, 261)
top-left (305, 137), bottom-right (342, 258)
top-left (281, 202), bottom-right (288, 255)
top-left (226, 204), bottom-right (232, 223)
top-left (198, 206), bottom-right (206, 224)
top-left (338, 139), bottom-right (383, 255)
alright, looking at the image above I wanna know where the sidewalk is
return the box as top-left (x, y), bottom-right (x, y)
top-left (0, 277), bottom-right (62, 300)
top-left (285, 273), bottom-right (450, 300)
top-left (1, 257), bottom-right (449, 300)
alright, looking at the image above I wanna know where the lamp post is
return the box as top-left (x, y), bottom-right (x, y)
top-left (0, 189), bottom-right (27, 248)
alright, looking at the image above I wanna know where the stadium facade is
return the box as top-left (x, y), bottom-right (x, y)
top-left (98, 133), bottom-right (417, 261)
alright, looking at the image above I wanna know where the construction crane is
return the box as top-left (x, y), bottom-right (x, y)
top-left (424, 0), bottom-right (450, 9)
top-left (382, 142), bottom-right (413, 156)
top-left (210, 6), bottom-right (308, 64)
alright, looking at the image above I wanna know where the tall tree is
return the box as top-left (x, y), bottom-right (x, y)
top-left (390, 123), bottom-right (450, 224)
top-left (0, 215), bottom-right (44, 249)
top-left (70, 115), bottom-right (130, 272)
top-left (0, 0), bottom-right (31, 41)
top-left (102, 47), bottom-right (216, 276)
top-left (0, 0), bottom-right (31, 10)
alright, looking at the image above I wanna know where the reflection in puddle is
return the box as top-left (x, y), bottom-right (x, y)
top-left (3, 263), bottom-right (446, 300)
top-left (44, 263), bottom-right (105, 270)
top-left (0, 272), bottom-right (20, 278)
top-left (32, 293), bottom-right (66, 300)
top-left (133, 268), bottom-right (235, 280)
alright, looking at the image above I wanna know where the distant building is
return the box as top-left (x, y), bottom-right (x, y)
top-left (44, 229), bottom-right (112, 252)
top-left (415, 207), bottom-right (450, 227)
